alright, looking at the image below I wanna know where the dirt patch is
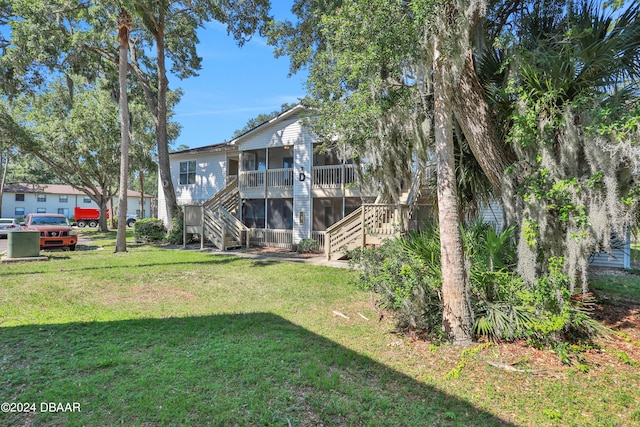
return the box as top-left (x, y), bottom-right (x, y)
top-left (406, 297), bottom-right (640, 376)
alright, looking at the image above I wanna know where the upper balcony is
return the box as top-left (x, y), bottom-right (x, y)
top-left (238, 146), bottom-right (368, 198)
top-left (312, 164), bottom-right (358, 189)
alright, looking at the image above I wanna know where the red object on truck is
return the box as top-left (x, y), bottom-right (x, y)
top-left (74, 207), bottom-right (109, 228)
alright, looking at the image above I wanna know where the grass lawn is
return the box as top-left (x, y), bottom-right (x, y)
top-left (589, 242), bottom-right (640, 302)
top-left (1, 233), bottom-right (640, 426)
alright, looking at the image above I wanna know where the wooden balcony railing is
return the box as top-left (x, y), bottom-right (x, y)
top-left (239, 164), bottom-right (360, 190)
top-left (239, 169), bottom-right (294, 190)
top-left (239, 170), bottom-right (265, 189)
top-left (312, 164), bottom-right (358, 189)
top-left (324, 204), bottom-right (407, 260)
top-left (267, 168), bottom-right (294, 188)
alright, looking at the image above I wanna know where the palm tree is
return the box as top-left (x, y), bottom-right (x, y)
top-left (488, 0), bottom-right (640, 289)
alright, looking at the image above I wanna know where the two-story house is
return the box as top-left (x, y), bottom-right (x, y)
top-left (160, 105), bottom-right (428, 258)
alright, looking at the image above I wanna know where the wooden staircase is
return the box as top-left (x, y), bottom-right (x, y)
top-left (324, 204), bottom-right (409, 260)
top-left (202, 178), bottom-right (250, 250)
top-left (324, 171), bottom-right (424, 260)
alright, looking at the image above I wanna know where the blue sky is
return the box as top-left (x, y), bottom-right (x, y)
top-left (170, 5), bottom-right (307, 150)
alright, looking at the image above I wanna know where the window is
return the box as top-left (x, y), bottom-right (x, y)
top-left (37, 208), bottom-right (46, 213)
top-left (15, 194), bottom-right (25, 201)
top-left (83, 196), bottom-right (91, 204)
top-left (59, 195), bottom-right (68, 203)
top-left (37, 194), bottom-right (46, 202)
top-left (179, 160), bottom-right (196, 185)
top-left (15, 207), bottom-right (24, 217)
top-left (58, 208), bottom-right (69, 217)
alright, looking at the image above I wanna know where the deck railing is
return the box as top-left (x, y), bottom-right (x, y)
top-left (250, 228), bottom-right (293, 249)
top-left (201, 178), bottom-right (248, 249)
top-left (239, 164), bottom-right (360, 190)
top-left (266, 168), bottom-right (294, 188)
top-left (312, 164), bottom-right (358, 188)
top-left (311, 231), bottom-right (326, 251)
top-left (324, 204), bottom-right (407, 260)
top-left (239, 170), bottom-right (265, 189)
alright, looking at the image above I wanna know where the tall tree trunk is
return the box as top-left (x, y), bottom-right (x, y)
top-left (452, 49), bottom-right (514, 192)
top-left (84, 8), bottom-right (180, 230)
top-left (115, 10), bottom-right (132, 253)
top-left (0, 152), bottom-right (9, 216)
top-left (139, 169), bottom-right (145, 218)
top-left (155, 11), bottom-right (179, 229)
top-left (99, 197), bottom-right (109, 232)
top-left (434, 43), bottom-right (474, 346)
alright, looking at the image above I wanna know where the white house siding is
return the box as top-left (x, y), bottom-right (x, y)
top-left (158, 147), bottom-right (232, 225)
top-left (589, 229), bottom-right (631, 269)
top-left (478, 200), bottom-right (506, 231)
top-left (157, 182), bottom-right (168, 224)
top-left (293, 131), bottom-right (313, 244)
top-left (238, 117), bottom-right (305, 151)
top-left (172, 153), bottom-right (227, 206)
top-left (478, 200), bottom-right (630, 270)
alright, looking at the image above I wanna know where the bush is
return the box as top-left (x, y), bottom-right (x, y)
top-left (297, 238), bottom-right (319, 254)
top-left (134, 218), bottom-right (166, 243)
top-left (163, 209), bottom-right (199, 245)
top-left (349, 221), bottom-right (606, 344)
top-left (347, 235), bottom-right (443, 336)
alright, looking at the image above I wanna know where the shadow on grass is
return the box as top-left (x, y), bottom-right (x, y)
top-left (0, 314), bottom-right (513, 426)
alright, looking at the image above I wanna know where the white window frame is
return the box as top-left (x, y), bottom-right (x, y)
top-left (179, 160), bottom-right (196, 185)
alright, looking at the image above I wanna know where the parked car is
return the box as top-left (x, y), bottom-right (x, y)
top-left (126, 214), bottom-right (137, 228)
top-left (0, 218), bottom-right (20, 238)
top-left (22, 213), bottom-right (78, 251)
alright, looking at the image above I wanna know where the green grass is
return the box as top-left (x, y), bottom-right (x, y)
top-left (1, 233), bottom-right (639, 426)
top-left (588, 242), bottom-right (640, 301)
top-left (589, 272), bottom-right (640, 302)
top-left (631, 242), bottom-right (640, 265)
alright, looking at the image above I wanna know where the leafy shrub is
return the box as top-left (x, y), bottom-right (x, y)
top-left (297, 238), bottom-right (320, 254)
top-left (163, 210), bottom-right (199, 245)
top-left (349, 220), bottom-right (607, 344)
top-left (134, 218), bottom-right (166, 243)
top-left (348, 233), bottom-right (443, 336)
top-left (524, 257), bottom-right (608, 345)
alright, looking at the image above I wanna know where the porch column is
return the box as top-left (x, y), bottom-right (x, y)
top-left (293, 138), bottom-right (312, 244)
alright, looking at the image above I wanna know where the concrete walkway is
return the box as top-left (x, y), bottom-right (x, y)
top-left (166, 243), bottom-right (350, 269)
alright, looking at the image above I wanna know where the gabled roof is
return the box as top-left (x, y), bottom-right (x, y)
top-left (169, 141), bottom-right (236, 156)
top-left (229, 104), bottom-right (306, 145)
top-left (3, 183), bottom-right (151, 198)
top-left (169, 104), bottom-right (306, 156)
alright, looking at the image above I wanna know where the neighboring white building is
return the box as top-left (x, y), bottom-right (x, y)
top-left (1, 183), bottom-right (152, 219)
